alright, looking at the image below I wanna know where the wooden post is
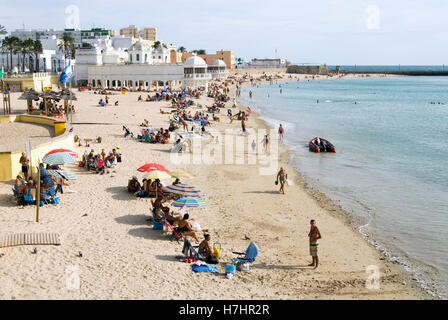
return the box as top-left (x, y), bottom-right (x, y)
top-left (36, 162), bottom-right (41, 222)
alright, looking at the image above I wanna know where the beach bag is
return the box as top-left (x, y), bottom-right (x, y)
top-left (237, 262), bottom-right (250, 271)
top-left (52, 197), bottom-right (60, 205)
top-left (117, 155), bottom-right (122, 163)
top-left (275, 180), bottom-right (278, 185)
top-left (206, 255), bottom-right (219, 264)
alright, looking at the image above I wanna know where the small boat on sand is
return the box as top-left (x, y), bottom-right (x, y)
top-left (309, 137), bottom-right (336, 153)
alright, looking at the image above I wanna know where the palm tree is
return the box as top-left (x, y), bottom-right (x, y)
top-left (58, 33), bottom-right (75, 60)
top-left (177, 46), bottom-right (186, 53)
top-left (152, 41), bottom-right (162, 50)
top-left (0, 25), bottom-right (7, 35)
top-left (236, 57), bottom-right (244, 69)
top-left (197, 49), bottom-right (206, 55)
top-left (2, 36), bottom-right (20, 72)
top-left (32, 40), bottom-right (43, 72)
top-left (21, 39), bottom-right (34, 72)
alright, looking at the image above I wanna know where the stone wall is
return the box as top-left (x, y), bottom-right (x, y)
top-left (286, 65), bottom-right (329, 75)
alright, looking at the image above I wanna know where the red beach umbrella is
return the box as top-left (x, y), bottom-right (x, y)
top-left (45, 148), bottom-right (78, 158)
top-left (137, 163), bottom-right (169, 173)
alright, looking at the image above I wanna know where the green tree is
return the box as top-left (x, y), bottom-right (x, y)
top-left (59, 32), bottom-right (75, 59)
top-left (197, 49), bottom-right (206, 55)
top-left (177, 46), bottom-right (186, 53)
top-left (21, 39), bottom-right (35, 72)
top-left (32, 40), bottom-right (43, 72)
top-left (2, 36), bottom-right (20, 72)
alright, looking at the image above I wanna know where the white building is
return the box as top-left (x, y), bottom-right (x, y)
top-left (183, 56), bottom-right (212, 90)
top-left (246, 58), bottom-right (287, 68)
top-left (207, 59), bottom-right (229, 79)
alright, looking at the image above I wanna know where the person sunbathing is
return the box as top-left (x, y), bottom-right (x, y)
top-left (140, 119), bottom-right (149, 127)
top-left (177, 214), bottom-right (200, 242)
top-left (198, 234), bottom-right (213, 258)
top-left (14, 175), bottom-right (26, 195)
top-left (160, 109), bottom-right (170, 115)
top-left (128, 176), bottom-right (141, 193)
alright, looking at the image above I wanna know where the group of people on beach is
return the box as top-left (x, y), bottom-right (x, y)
top-left (80, 148), bottom-right (121, 174)
top-left (13, 155), bottom-right (66, 208)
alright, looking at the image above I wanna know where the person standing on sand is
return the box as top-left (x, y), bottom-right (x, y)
top-left (276, 167), bottom-right (287, 194)
top-left (308, 219), bottom-right (322, 269)
top-left (241, 117), bottom-right (246, 134)
top-left (278, 124), bottom-right (284, 142)
top-left (262, 134), bottom-right (270, 153)
top-left (19, 152), bottom-right (30, 180)
top-left (249, 90), bottom-right (253, 99)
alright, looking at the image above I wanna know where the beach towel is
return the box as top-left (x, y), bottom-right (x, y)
top-left (192, 264), bottom-right (219, 273)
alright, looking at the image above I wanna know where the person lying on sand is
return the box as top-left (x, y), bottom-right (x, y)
top-left (160, 109), bottom-right (171, 115)
top-left (140, 119), bottom-right (149, 127)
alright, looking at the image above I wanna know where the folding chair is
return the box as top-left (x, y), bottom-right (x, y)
top-left (164, 220), bottom-right (183, 243)
top-left (232, 242), bottom-right (259, 263)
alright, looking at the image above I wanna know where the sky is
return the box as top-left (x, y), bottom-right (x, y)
top-left (1, 0), bottom-right (447, 65)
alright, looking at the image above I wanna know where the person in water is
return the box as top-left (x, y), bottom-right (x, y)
top-left (276, 167), bottom-right (288, 194)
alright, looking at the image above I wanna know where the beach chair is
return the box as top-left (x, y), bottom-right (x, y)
top-left (182, 238), bottom-right (205, 261)
top-left (232, 242), bottom-right (259, 264)
top-left (164, 220), bottom-right (183, 243)
top-left (152, 209), bottom-right (166, 230)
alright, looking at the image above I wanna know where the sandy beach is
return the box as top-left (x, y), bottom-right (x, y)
top-left (0, 70), bottom-right (427, 300)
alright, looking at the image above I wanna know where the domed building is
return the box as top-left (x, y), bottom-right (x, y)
top-left (207, 59), bottom-right (228, 79)
top-left (128, 39), bottom-right (170, 64)
top-left (182, 55), bottom-right (212, 90)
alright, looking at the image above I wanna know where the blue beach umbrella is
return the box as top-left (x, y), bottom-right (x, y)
top-left (162, 183), bottom-right (201, 197)
top-left (171, 197), bottom-right (208, 208)
top-left (42, 152), bottom-right (77, 165)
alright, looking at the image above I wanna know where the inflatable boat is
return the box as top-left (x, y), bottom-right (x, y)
top-left (309, 137), bottom-right (336, 153)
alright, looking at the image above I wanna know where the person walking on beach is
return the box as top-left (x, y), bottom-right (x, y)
top-left (308, 219), bottom-right (322, 269)
top-left (19, 152), bottom-right (30, 180)
top-left (278, 124), bottom-right (284, 142)
top-left (276, 167), bottom-right (287, 194)
top-left (262, 134), bottom-right (270, 153)
top-left (249, 90), bottom-right (253, 99)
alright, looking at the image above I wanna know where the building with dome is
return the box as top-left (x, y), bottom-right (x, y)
top-left (182, 55), bottom-right (212, 91)
top-left (73, 43), bottom-right (226, 90)
top-left (207, 59), bottom-right (229, 79)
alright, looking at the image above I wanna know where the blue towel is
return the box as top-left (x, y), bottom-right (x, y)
top-left (192, 264), bottom-right (219, 273)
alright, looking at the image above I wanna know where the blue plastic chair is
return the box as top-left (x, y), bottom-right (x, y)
top-left (232, 242), bottom-right (259, 263)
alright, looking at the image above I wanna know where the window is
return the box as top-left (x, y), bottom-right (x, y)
top-left (145, 54), bottom-right (147, 62)
top-left (136, 54), bottom-right (140, 61)
top-left (158, 56), bottom-right (161, 59)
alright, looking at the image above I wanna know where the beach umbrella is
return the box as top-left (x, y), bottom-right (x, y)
top-left (42, 152), bottom-right (76, 165)
top-left (169, 171), bottom-right (193, 179)
top-left (137, 163), bottom-right (169, 173)
top-left (171, 197), bottom-right (208, 208)
top-left (47, 169), bottom-right (77, 181)
top-left (45, 148), bottom-right (78, 158)
top-left (142, 170), bottom-right (171, 180)
top-left (162, 183), bottom-right (201, 197)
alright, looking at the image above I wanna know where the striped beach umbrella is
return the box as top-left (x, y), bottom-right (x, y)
top-left (162, 183), bottom-right (201, 197)
top-left (42, 152), bottom-right (76, 165)
top-left (169, 171), bottom-right (193, 179)
top-left (142, 170), bottom-right (171, 180)
top-left (137, 163), bottom-right (169, 173)
top-left (47, 169), bottom-right (77, 181)
top-left (45, 148), bottom-right (78, 158)
top-left (171, 197), bottom-right (208, 208)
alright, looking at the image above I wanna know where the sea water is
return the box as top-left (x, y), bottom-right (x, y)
top-left (238, 76), bottom-right (448, 298)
